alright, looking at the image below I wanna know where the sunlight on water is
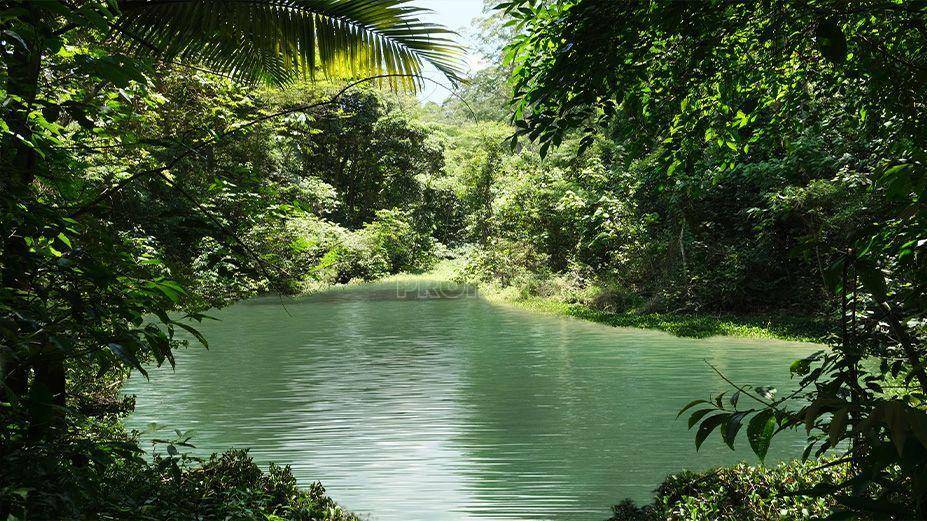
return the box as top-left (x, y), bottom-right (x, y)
top-left (124, 280), bottom-right (820, 520)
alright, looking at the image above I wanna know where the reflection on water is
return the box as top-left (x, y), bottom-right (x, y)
top-left (124, 280), bottom-right (819, 520)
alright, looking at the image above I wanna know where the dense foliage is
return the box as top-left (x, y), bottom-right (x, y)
top-left (0, 1), bottom-right (461, 518)
top-left (5, 0), bottom-right (926, 518)
top-left (109, 74), bottom-right (449, 305)
top-left (499, 0), bottom-right (927, 517)
top-left (5, 432), bottom-right (358, 520)
top-left (446, 0), bottom-right (912, 317)
top-left (609, 459), bottom-right (851, 521)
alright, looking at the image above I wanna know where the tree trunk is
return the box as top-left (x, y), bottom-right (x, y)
top-left (0, 10), bottom-right (66, 421)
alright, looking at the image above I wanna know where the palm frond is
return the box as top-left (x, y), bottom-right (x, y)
top-left (114, 0), bottom-right (466, 89)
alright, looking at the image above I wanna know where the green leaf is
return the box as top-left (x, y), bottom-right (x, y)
top-left (801, 441), bottom-right (815, 462)
top-left (677, 399), bottom-right (709, 418)
top-left (695, 413), bottom-right (727, 451)
top-left (747, 409), bottom-right (776, 461)
top-left (56, 232), bottom-right (71, 248)
top-left (879, 163), bottom-right (915, 200)
top-left (721, 411), bottom-right (750, 449)
top-left (116, 0), bottom-right (466, 87)
top-left (883, 401), bottom-right (908, 456)
top-left (822, 259), bottom-right (844, 293)
top-left (688, 408), bottom-right (714, 430)
top-left (149, 281), bottom-right (182, 303)
top-left (173, 321), bottom-right (209, 349)
top-left (910, 410), bottom-right (927, 448)
top-left (790, 358), bottom-right (811, 376)
top-left (828, 407), bottom-right (849, 447)
top-left (108, 342), bottom-right (148, 378)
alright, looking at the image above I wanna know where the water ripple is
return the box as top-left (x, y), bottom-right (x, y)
top-left (124, 281), bottom-right (819, 520)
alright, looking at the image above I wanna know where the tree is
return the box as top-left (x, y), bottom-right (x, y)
top-left (500, 0), bottom-right (927, 517)
top-left (1, 0), bottom-right (462, 413)
top-left (0, 1), bottom-right (461, 516)
top-left (285, 89), bottom-right (444, 227)
top-left (442, 0), bottom-right (515, 123)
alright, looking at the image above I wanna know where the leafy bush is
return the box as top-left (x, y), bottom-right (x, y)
top-left (310, 208), bottom-right (436, 284)
top-left (609, 460), bottom-right (851, 521)
top-left (1, 435), bottom-right (357, 521)
top-left (189, 206), bottom-right (438, 298)
top-left (463, 237), bottom-right (551, 288)
top-left (315, 233), bottom-right (389, 284)
top-left (118, 449), bottom-right (358, 521)
top-left (360, 208), bottom-right (436, 274)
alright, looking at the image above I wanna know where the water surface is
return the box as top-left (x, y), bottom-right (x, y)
top-left (124, 280), bottom-right (819, 520)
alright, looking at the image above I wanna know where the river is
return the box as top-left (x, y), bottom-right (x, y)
top-left (123, 279), bottom-right (820, 520)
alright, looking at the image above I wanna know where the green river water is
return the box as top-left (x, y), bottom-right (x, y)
top-left (124, 279), bottom-right (820, 520)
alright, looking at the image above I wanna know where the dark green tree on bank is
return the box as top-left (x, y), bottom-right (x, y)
top-left (501, 0), bottom-right (927, 517)
top-left (0, 1), bottom-right (461, 517)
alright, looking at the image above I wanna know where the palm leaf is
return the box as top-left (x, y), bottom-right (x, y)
top-left (113, 0), bottom-right (465, 88)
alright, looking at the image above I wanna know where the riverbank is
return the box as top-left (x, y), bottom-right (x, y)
top-left (479, 286), bottom-right (829, 343)
top-left (396, 259), bottom-right (830, 343)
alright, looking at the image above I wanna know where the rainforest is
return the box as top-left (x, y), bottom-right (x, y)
top-left (2, 1), bottom-right (927, 520)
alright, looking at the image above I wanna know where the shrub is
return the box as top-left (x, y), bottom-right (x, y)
top-left (463, 237), bottom-right (551, 287)
top-left (126, 449), bottom-right (358, 521)
top-left (360, 208), bottom-right (436, 274)
top-left (609, 460), bottom-right (850, 521)
top-left (307, 208), bottom-right (435, 284)
top-left (0, 434), bottom-right (357, 520)
top-left (314, 234), bottom-right (390, 284)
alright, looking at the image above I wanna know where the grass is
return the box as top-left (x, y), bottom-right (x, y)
top-left (476, 284), bottom-right (829, 343)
